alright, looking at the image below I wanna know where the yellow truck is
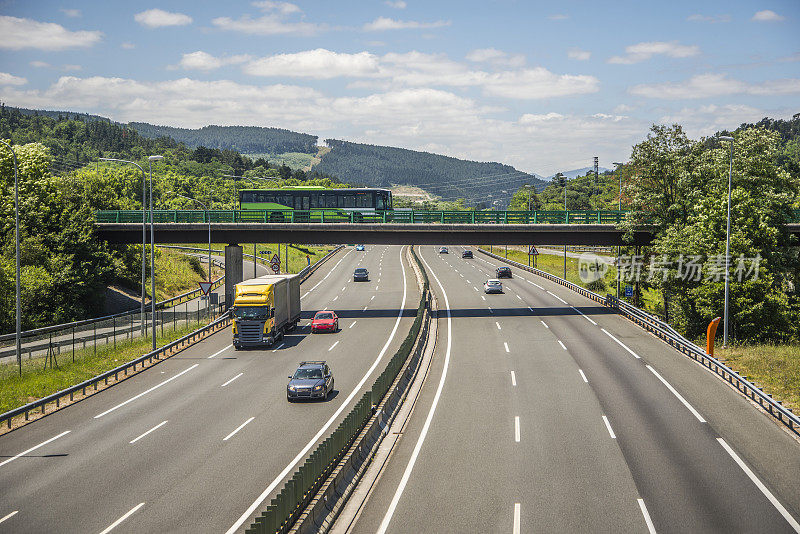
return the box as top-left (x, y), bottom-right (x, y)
top-left (232, 274), bottom-right (301, 349)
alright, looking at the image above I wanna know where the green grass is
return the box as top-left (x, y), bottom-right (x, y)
top-left (479, 246), bottom-right (618, 294)
top-left (0, 317), bottom-right (212, 415)
top-left (190, 243), bottom-right (334, 275)
top-left (717, 344), bottom-right (800, 412)
top-left (243, 152), bottom-right (318, 171)
top-left (150, 249), bottom-right (223, 301)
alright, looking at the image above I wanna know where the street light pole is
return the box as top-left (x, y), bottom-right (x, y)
top-left (100, 157), bottom-right (148, 335)
top-left (719, 136), bottom-right (735, 347)
top-left (1, 140), bottom-right (22, 376)
top-left (613, 162), bottom-right (625, 300)
top-left (560, 173), bottom-right (567, 280)
top-left (147, 155), bottom-right (163, 351)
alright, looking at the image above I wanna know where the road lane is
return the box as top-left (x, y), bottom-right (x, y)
top-left (0, 245), bottom-right (420, 534)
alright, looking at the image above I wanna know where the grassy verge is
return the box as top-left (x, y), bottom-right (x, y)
top-left (189, 243), bottom-right (333, 275)
top-left (478, 245), bottom-right (618, 293)
top-left (150, 248), bottom-right (224, 302)
top-left (0, 317), bottom-right (210, 415)
top-left (716, 344), bottom-right (800, 412)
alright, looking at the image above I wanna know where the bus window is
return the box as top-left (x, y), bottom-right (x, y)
top-left (376, 192), bottom-right (386, 210)
top-left (357, 193), bottom-right (371, 208)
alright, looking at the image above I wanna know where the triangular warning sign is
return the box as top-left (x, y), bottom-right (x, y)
top-left (199, 281), bottom-right (213, 295)
top-left (528, 245), bottom-right (539, 255)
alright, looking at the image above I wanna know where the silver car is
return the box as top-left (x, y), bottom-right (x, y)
top-left (484, 279), bottom-right (503, 294)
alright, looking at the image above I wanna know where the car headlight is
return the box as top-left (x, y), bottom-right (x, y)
top-left (313, 385), bottom-right (324, 391)
top-left (288, 385), bottom-right (296, 391)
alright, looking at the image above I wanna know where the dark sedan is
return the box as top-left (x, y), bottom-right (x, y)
top-left (496, 266), bottom-right (512, 278)
top-left (462, 250), bottom-right (473, 259)
top-left (354, 268), bottom-right (369, 281)
top-left (287, 361), bottom-right (334, 401)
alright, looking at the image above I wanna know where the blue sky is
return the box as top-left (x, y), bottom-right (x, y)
top-left (0, 0), bottom-right (798, 175)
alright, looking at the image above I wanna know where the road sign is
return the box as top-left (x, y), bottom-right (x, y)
top-left (625, 285), bottom-right (633, 298)
top-left (271, 263), bottom-right (280, 273)
top-left (528, 245), bottom-right (539, 256)
top-left (198, 281), bottom-right (213, 295)
top-left (270, 254), bottom-right (280, 266)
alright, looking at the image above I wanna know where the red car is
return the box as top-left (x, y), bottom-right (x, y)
top-left (311, 311), bottom-right (339, 333)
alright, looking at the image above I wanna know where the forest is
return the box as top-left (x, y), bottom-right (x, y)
top-left (315, 139), bottom-right (546, 208)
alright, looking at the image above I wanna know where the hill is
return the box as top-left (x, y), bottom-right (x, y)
top-left (545, 167), bottom-right (612, 180)
top-left (315, 139), bottom-right (546, 208)
top-left (128, 123), bottom-right (318, 155)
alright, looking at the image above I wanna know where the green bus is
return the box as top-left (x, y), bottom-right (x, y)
top-left (240, 187), bottom-right (393, 211)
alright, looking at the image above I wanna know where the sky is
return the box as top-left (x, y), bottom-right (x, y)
top-left (0, 0), bottom-right (798, 176)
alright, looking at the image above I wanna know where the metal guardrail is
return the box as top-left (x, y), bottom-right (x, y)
top-left (2, 312), bottom-right (231, 429)
top-left (477, 247), bottom-right (800, 437)
top-left (245, 246), bottom-right (430, 534)
top-left (96, 209), bottom-right (632, 225)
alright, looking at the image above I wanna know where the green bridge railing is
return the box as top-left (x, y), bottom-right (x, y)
top-left (95, 209), bottom-right (632, 224)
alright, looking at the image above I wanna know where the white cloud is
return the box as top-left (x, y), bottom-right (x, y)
top-left (384, 0), bottom-right (407, 8)
top-left (752, 10), bottom-right (785, 22)
top-left (134, 9), bottom-right (192, 28)
top-left (465, 48), bottom-right (525, 67)
top-left (30, 61), bottom-right (51, 68)
top-left (609, 41), bottom-right (699, 64)
top-left (629, 73), bottom-right (800, 99)
top-left (179, 51), bottom-right (252, 71)
top-left (251, 1), bottom-right (302, 14)
top-left (363, 17), bottom-right (450, 31)
top-left (121, 42), bottom-right (135, 49)
top-left (212, 14), bottom-right (322, 35)
top-left (0, 73), bottom-right (27, 86)
top-left (0, 16), bottom-right (102, 51)
top-left (481, 68), bottom-right (599, 99)
top-left (658, 104), bottom-right (780, 138)
top-left (60, 8), bottom-right (81, 18)
top-left (244, 49), bottom-right (379, 78)
top-left (568, 48), bottom-right (591, 61)
top-left (687, 14), bottom-right (731, 23)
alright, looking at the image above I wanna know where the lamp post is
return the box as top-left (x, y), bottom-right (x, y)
top-left (613, 162), bottom-right (624, 299)
top-left (1, 140), bottom-right (22, 376)
top-left (100, 157), bottom-right (148, 335)
top-left (147, 155), bottom-right (163, 350)
top-left (718, 136), bottom-right (735, 347)
top-left (558, 173), bottom-right (567, 280)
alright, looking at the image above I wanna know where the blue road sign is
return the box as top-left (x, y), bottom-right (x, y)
top-left (625, 285), bottom-right (633, 298)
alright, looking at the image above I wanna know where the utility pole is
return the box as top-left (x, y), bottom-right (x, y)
top-left (719, 136), bottom-right (735, 347)
top-left (613, 162), bottom-right (624, 300)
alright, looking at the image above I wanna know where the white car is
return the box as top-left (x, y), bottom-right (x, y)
top-left (484, 279), bottom-right (503, 294)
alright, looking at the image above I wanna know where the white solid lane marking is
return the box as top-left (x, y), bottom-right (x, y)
top-left (496, 321), bottom-right (502, 330)
top-left (223, 417), bottom-right (255, 441)
top-left (94, 364), bottom-right (199, 418)
top-left (504, 342), bottom-right (510, 353)
top-left (717, 438), bottom-right (800, 532)
top-left (646, 365), bottom-right (706, 422)
top-left (532, 281), bottom-right (544, 290)
top-left (98, 503), bottom-right (145, 534)
top-left (371, 295), bottom-right (375, 300)
top-left (221, 373), bottom-right (244, 388)
top-left (349, 321), bottom-right (357, 328)
top-left (271, 343), bottom-right (285, 353)
top-left (601, 328), bottom-right (641, 359)
top-left (0, 430), bottom-right (71, 469)
top-left (602, 415), bottom-right (617, 439)
top-left (129, 420), bottom-right (168, 444)
top-left (513, 503), bottom-right (521, 534)
top-left (302, 292), bottom-right (310, 298)
top-left (333, 295), bottom-right (338, 301)
top-left (514, 416), bottom-right (520, 442)
top-left (541, 320), bottom-right (549, 328)
top-left (342, 286), bottom-right (346, 291)
top-left (516, 294), bottom-right (522, 300)
top-left (229, 246), bottom-right (409, 534)
top-left (511, 371), bottom-right (516, 386)
top-left (638, 499), bottom-right (657, 534)
top-left (558, 340), bottom-right (567, 351)
top-left (481, 296), bottom-right (486, 301)
top-left (329, 341), bottom-right (339, 351)
top-left (377, 247), bottom-right (451, 534)
top-left (208, 344), bottom-right (232, 359)
top-left (571, 306), bottom-right (598, 325)
top-left (579, 369), bottom-right (588, 383)
top-left (0, 511), bottom-right (18, 524)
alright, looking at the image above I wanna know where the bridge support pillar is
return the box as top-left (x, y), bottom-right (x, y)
top-left (224, 244), bottom-right (243, 309)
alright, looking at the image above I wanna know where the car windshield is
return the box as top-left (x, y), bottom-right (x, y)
top-left (355, 269), bottom-right (367, 274)
top-left (294, 368), bottom-right (323, 380)
top-left (315, 312), bottom-right (334, 320)
top-left (499, 268), bottom-right (510, 272)
top-left (233, 306), bottom-right (270, 319)
top-left (488, 281), bottom-right (501, 285)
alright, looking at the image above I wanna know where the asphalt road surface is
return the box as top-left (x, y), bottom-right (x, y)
top-left (0, 245), bottom-right (419, 534)
top-left (346, 245), bottom-right (800, 534)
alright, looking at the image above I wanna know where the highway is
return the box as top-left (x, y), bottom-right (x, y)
top-left (345, 246), bottom-right (800, 534)
top-left (0, 245), bottom-right (419, 533)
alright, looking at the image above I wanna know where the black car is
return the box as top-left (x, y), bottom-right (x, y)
top-left (287, 361), bottom-right (334, 401)
top-left (496, 266), bottom-right (512, 278)
top-left (462, 250), bottom-right (473, 259)
top-left (354, 268), bottom-right (369, 281)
